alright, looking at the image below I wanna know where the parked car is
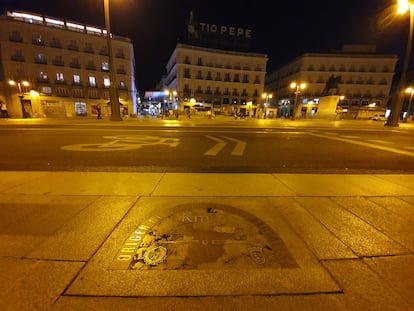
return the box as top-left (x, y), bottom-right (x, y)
top-left (370, 114), bottom-right (387, 121)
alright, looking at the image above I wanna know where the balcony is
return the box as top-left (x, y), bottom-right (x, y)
top-left (70, 62), bottom-right (81, 69)
top-left (11, 55), bottom-right (25, 62)
top-left (85, 64), bottom-right (97, 71)
top-left (53, 60), bottom-right (65, 67)
top-left (68, 45), bottom-right (79, 51)
top-left (51, 41), bottom-right (62, 48)
top-left (9, 35), bottom-right (23, 42)
top-left (115, 52), bottom-right (125, 59)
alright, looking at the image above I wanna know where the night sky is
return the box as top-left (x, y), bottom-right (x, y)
top-left (0, 0), bottom-right (409, 91)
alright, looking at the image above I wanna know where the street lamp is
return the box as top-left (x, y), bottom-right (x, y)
top-left (8, 80), bottom-right (29, 97)
top-left (104, 0), bottom-right (122, 121)
top-left (9, 80), bottom-right (30, 118)
top-left (404, 86), bottom-right (414, 121)
top-left (261, 93), bottom-right (273, 119)
top-left (163, 90), bottom-right (177, 117)
top-left (290, 82), bottom-right (307, 120)
top-left (386, 0), bottom-right (414, 127)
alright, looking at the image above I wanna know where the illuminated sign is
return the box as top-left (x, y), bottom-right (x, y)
top-left (187, 11), bottom-right (252, 51)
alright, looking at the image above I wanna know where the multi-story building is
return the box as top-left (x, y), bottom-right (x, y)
top-left (162, 43), bottom-right (268, 117)
top-left (0, 10), bottom-right (137, 118)
top-left (265, 45), bottom-right (398, 119)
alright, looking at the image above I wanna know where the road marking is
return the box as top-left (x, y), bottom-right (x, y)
top-left (204, 135), bottom-right (227, 156)
top-left (204, 135), bottom-right (246, 156)
top-left (309, 132), bottom-right (414, 157)
top-left (61, 135), bottom-right (180, 152)
top-left (221, 136), bottom-right (247, 156)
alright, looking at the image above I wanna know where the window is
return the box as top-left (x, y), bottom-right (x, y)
top-left (35, 53), bottom-right (47, 64)
top-left (70, 57), bottom-right (81, 68)
top-left (39, 71), bottom-right (48, 80)
top-left (84, 43), bottom-right (94, 53)
top-left (104, 77), bottom-right (110, 88)
top-left (41, 87), bottom-right (52, 94)
top-left (11, 50), bottom-right (25, 62)
top-left (116, 49), bottom-right (125, 58)
top-left (9, 31), bottom-right (22, 42)
top-left (56, 72), bottom-right (65, 82)
top-left (32, 34), bottom-right (44, 46)
top-left (53, 55), bottom-right (64, 66)
top-left (86, 60), bottom-right (96, 70)
top-left (89, 76), bottom-right (97, 87)
top-left (184, 68), bottom-right (191, 78)
top-left (101, 61), bottom-right (109, 71)
top-left (73, 74), bottom-right (81, 84)
top-left (119, 80), bottom-right (127, 89)
top-left (75, 102), bottom-right (87, 116)
top-left (68, 40), bottom-right (79, 51)
top-left (51, 37), bottom-right (62, 48)
top-left (117, 65), bottom-right (126, 74)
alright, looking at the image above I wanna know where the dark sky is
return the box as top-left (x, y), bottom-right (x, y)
top-left (0, 0), bottom-right (410, 91)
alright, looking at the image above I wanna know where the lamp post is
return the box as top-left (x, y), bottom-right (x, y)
top-left (104, 0), bottom-right (122, 121)
top-left (404, 86), bottom-right (414, 121)
top-left (8, 80), bottom-right (30, 118)
top-left (164, 90), bottom-right (177, 117)
top-left (261, 93), bottom-right (273, 119)
top-left (290, 82), bottom-right (307, 120)
top-left (386, 0), bottom-right (414, 127)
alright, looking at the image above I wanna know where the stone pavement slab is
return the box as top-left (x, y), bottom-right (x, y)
top-left (0, 171), bottom-right (413, 310)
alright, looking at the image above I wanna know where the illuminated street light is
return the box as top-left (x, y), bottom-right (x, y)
top-left (8, 80), bottom-right (30, 97)
top-left (8, 80), bottom-right (31, 118)
top-left (261, 93), bottom-right (273, 119)
top-left (290, 82), bottom-right (307, 120)
top-left (104, 0), bottom-right (122, 121)
top-left (404, 86), bottom-right (414, 121)
top-left (386, 0), bottom-right (414, 126)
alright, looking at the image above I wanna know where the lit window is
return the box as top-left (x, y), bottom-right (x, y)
top-left (73, 74), bottom-right (81, 84)
top-left (56, 73), bottom-right (64, 81)
top-left (41, 87), bottom-right (52, 94)
top-left (103, 77), bottom-right (110, 88)
top-left (101, 62), bottom-right (109, 71)
top-left (39, 71), bottom-right (48, 80)
top-left (89, 76), bottom-right (97, 87)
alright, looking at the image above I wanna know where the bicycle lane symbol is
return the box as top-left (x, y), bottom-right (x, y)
top-left (61, 135), bottom-right (180, 152)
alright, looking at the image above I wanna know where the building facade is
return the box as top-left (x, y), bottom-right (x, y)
top-left (265, 45), bottom-right (398, 119)
top-left (162, 43), bottom-right (268, 117)
top-left (0, 11), bottom-right (137, 118)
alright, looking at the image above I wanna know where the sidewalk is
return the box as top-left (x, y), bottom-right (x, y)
top-left (1, 171), bottom-right (413, 310)
top-left (1, 114), bottom-right (414, 130)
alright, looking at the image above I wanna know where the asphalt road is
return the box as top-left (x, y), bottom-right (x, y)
top-left (1, 119), bottom-right (413, 173)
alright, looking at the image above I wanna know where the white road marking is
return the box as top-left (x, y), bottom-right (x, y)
top-left (204, 135), bottom-right (247, 156)
top-left (309, 133), bottom-right (414, 157)
top-left (221, 136), bottom-right (247, 156)
top-left (204, 135), bottom-right (228, 156)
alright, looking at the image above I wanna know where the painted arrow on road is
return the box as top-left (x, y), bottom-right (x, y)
top-left (204, 135), bottom-right (246, 156)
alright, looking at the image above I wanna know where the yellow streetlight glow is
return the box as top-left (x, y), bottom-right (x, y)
top-left (398, 0), bottom-right (409, 14)
top-left (290, 81), bottom-right (307, 120)
top-left (386, 0), bottom-right (414, 126)
top-left (261, 93), bottom-right (273, 119)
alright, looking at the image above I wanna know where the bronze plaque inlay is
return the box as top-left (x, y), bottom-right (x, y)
top-left (110, 203), bottom-right (298, 270)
